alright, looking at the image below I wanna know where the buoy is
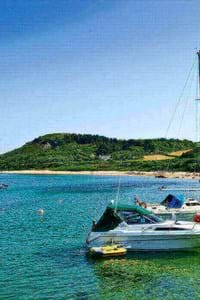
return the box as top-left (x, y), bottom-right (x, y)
top-left (194, 213), bottom-right (200, 222)
top-left (37, 208), bottom-right (44, 215)
top-left (89, 244), bottom-right (127, 257)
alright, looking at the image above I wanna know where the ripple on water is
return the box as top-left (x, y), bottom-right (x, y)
top-left (1, 174), bottom-right (200, 299)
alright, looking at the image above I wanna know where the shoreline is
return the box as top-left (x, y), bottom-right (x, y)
top-left (0, 170), bottom-right (199, 179)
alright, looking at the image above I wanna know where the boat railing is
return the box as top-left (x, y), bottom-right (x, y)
top-left (86, 233), bottom-right (101, 244)
top-left (192, 223), bottom-right (197, 230)
top-left (142, 226), bottom-right (154, 232)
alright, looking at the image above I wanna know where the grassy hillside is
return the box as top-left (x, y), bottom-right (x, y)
top-left (0, 133), bottom-right (196, 171)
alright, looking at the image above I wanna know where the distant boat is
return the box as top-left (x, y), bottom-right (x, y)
top-left (0, 183), bottom-right (8, 190)
top-left (148, 195), bottom-right (200, 216)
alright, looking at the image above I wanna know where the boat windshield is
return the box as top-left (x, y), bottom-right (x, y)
top-left (119, 211), bottom-right (162, 224)
top-left (185, 202), bottom-right (200, 206)
top-left (92, 204), bottom-right (163, 232)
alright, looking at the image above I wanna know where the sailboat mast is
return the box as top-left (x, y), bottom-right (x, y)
top-left (197, 50), bottom-right (200, 96)
top-left (195, 51), bottom-right (200, 177)
top-left (196, 50), bottom-right (200, 143)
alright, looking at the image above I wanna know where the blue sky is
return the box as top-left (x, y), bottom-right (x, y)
top-left (0, 0), bottom-right (200, 153)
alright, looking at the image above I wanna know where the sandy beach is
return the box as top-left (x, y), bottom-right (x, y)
top-left (0, 170), bottom-right (199, 179)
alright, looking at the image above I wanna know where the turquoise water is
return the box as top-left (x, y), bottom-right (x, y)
top-left (1, 174), bottom-right (200, 299)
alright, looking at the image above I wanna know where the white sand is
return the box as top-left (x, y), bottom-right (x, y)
top-left (0, 170), bottom-right (199, 179)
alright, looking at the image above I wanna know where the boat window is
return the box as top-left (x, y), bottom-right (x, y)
top-left (149, 215), bottom-right (163, 223)
top-left (128, 215), bottom-right (152, 224)
top-left (185, 203), bottom-right (200, 206)
top-left (154, 227), bottom-right (187, 231)
top-left (119, 211), bottom-right (159, 225)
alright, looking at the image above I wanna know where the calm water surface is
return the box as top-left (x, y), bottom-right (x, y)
top-left (1, 174), bottom-right (200, 299)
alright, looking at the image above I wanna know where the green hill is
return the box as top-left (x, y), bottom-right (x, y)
top-left (0, 133), bottom-right (196, 171)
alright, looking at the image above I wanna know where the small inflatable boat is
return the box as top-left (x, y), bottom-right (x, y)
top-left (89, 244), bottom-right (127, 257)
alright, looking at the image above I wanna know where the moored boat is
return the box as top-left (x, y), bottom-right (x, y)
top-left (86, 203), bottom-right (200, 251)
top-left (89, 244), bottom-right (127, 257)
top-left (147, 195), bottom-right (200, 217)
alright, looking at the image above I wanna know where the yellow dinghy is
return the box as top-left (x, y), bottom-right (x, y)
top-left (89, 244), bottom-right (127, 257)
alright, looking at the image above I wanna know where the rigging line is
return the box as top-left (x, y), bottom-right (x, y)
top-left (177, 62), bottom-right (196, 137)
top-left (165, 59), bottom-right (196, 173)
top-left (196, 55), bottom-right (199, 99)
top-left (115, 159), bottom-right (124, 213)
top-left (195, 60), bottom-right (199, 143)
top-left (194, 57), bottom-right (199, 175)
top-left (175, 62), bottom-right (196, 186)
top-left (115, 173), bottom-right (121, 213)
top-left (164, 58), bottom-right (196, 139)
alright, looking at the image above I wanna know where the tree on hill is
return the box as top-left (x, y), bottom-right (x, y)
top-left (0, 132), bottom-right (195, 171)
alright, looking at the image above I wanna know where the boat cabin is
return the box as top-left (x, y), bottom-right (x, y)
top-left (92, 203), bottom-right (162, 232)
top-left (185, 199), bottom-right (200, 206)
top-left (160, 194), bottom-right (184, 208)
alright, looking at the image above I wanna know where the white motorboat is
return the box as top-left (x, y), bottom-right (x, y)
top-left (147, 195), bottom-right (200, 217)
top-left (86, 203), bottom-right (200, 251)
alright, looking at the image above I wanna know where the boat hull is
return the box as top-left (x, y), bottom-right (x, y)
top-left (87, 231), bottom-right (200, 251)
top-left (148, 206), bottom-right (200, 217)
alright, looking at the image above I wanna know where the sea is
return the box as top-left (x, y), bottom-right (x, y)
top-left (1, 174), bottom-right (200, 300)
